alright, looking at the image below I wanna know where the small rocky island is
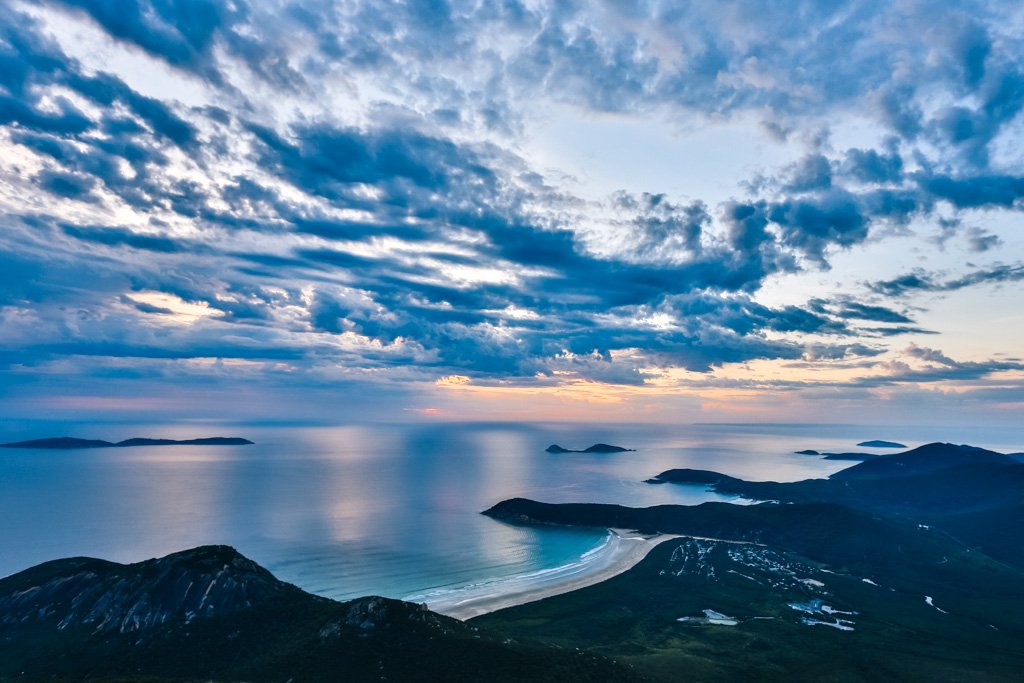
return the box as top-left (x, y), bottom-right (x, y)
top-left (545, 443), bottom-right (634, 453)
top-left (1, 436), bottom-right (254, 449)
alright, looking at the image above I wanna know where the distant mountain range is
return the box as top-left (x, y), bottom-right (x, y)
top-left (0, 545), bottom-right (642, 682)
top-left (545, 443), bottom-right (634, 453)
top-left (0, 436), bottom-right (254, 449)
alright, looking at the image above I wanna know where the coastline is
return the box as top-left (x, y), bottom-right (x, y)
top-left (409, 529), bottom-right (677, 621)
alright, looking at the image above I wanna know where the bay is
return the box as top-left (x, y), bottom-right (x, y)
top-left (2, 421), bottom-right (1020, 601)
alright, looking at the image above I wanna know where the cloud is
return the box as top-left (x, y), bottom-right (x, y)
top-left (50, 0), bottom-right (236, 83)
top-left (965, 227), bottom-right (1001, 252)
top-left (840, 147), bottom-right (903, 185)
top-left (61, 224), bottom-right (186, 253)
top-left (830, 301), bottom-right (915, 324)
top-left (769, 190), bottom-right (868, 264)
top-left (0, 0), bottom-right (1022, 422)
top-left (36, 169), bottom-right (98, 201)
top-left (868, 264), bottom-right (1024, 296)
top-left (920, 173), bottom-right (1024, 209)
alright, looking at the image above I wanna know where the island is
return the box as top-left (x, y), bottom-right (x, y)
top-left (1, 436), bottom-right (254, 449)
top-left (857, 439), bottom-right (907, 448)
top-left (793, 449), bottom-right (877, 461)
top-left (545, 443), bottom-right (634, 453)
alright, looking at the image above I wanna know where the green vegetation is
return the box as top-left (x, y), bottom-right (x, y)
top-left (475, 512), bottom-right (1024, 681)
top-left (475, 442), bottom-right (1024, 681)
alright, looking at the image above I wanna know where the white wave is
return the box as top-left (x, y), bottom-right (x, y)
top-left (402, 531), bottom-right (615, 603)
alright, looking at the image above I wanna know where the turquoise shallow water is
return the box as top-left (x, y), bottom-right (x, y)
top-left (2, 421), bottom-right (1021, 600)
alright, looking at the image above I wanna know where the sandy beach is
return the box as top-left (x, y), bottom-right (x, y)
top-left (410, 529), bottom-right (679, 621)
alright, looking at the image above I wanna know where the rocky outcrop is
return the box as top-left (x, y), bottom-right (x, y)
top-left (0, 545), bottom-right (293, 634)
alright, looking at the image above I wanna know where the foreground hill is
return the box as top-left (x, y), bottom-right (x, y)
top-left (647, 442), bottom-right (1024, 567)
top-left (0, 546), bottom-right (645, 682)
top-left (478, 499), bottom-right (1024, 682)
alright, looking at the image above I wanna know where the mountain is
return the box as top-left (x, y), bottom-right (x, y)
top-left (545, 443), bottom-right (634, 453)
top-left (0, 546), bottom-right (645, 682)
top-left (475, 502), bottom-right (1024, 682)
top-left (1, 436), bottom-right (254, 449)
top-left (0, 545), bottom-right (289, 633)
top-left (647, 443), bottom-right (1024, 567)
top-left (829, 442), bottom-right (1010, 480)
top-left (857, 440), bottom-right (906, 448)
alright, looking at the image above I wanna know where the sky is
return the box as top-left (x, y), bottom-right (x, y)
top-left (1, 0), bottom-right (1023, 426)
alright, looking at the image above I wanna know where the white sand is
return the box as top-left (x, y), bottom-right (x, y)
top-left (412, 529), bottom-right (679, 621)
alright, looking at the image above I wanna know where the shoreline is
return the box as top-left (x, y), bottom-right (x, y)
top-left (409, 529), bottom-right (678, 621)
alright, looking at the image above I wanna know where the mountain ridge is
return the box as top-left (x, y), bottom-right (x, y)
top-left (0, 545), bottom-right (645, 682)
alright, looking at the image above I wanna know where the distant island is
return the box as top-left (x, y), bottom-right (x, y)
top-left (0, 436), bottom-right (254, 449)
top-left (793, 449), bottom-right (877, 461)
top-left (545, 443), bottom-right (634, 453)
top-left (856, 440), bottom-right (906, 448)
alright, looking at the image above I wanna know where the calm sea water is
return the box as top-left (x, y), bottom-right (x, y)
top-left (2, 421), bottom-right (1021, 600)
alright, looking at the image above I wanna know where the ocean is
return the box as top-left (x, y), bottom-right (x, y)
top-left (2, 421), bottom-right (1021, 601)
